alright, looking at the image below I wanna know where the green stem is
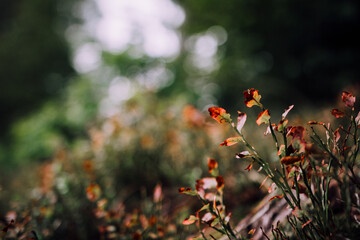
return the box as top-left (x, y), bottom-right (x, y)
top-left (214, 203), bottom-right (234, 240)
top-left (268, 119), bottom-right (279, 151)
top-left (279, 165), bottom-right (300, 208)
top-left (300, 162), bottom-right (320, 206)
top-left (293, 171), bottom-right (301, 206)
top-left (283, 131), bottom-right (288, 156)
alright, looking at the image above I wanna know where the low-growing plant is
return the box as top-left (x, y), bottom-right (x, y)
top-left (2, 89), bottom-right (360, 240)
top-left (0, 94), bottom-right (240, 240)
top-left (180, 88), bottom-right (360, 239)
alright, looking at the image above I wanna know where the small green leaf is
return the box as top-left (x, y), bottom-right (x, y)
top-left (256, 109), bottom-right (271, 125)
top-left (220, 137), bottom-right (243, 146)
top-left (198, 204), bottom-right (210, 212)
top-left (178, 187), bottom-right (198, 196)
top-left (211, 217), bottom-right (220, 227)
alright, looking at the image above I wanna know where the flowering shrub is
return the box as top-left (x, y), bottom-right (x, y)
top-left (1, 89), bottom-right (360, 239)
top-left (180, 89), bottom-right (360, 239)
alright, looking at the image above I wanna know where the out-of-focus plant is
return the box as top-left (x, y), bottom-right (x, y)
top-left (0, 145), bottom-right (186, 240)
top-left (0, 92), bottom-right (247, 239)
top-left (180, 88), bottom-right (360, 239)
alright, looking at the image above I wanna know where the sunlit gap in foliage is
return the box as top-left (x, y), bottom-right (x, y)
top-left (184, 25), bottom-right (228, 110)
top-left (66, 0), bottom-right (185, 117)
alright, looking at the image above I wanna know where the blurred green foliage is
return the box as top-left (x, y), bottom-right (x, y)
top-left (0, 0), bottom-right (79, 135)
top-left (4, 78), bottom-right (98, 166)
top-left (2, 0), bottom-right (360, 165)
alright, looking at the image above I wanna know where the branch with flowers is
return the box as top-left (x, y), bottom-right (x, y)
top-left (180, 88), bottom-right (360, 239)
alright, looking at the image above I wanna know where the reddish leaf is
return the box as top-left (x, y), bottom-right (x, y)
top-left (212, 195), bottom-right (217, 210)
top-left (198, 203), bottom-right (210, 212)
top-left (237, 111), bottom-right (247, 133)
top-left (178, 187), bottom-right (191, 193)
top-left (196, 178), bottom-right (218, 191)
top-left (302, 219), bottom-right (312, 228)
top-left (244, 163), bottom-right (253, 171)
top-left (282, 105), bottom-right (294, 119)
top-left (331, 109), bottom-right (345, 118)
top-left (216, 176), bottom-right (225, 192)
top-left (281, 156), bottom-right (301, 165)
top-left (334, 128), bottom-right (341, 143)
top-left (243, 88), bottom-right (262, 108)
top-left (277, 144), bottom-right (286, 157)
top-left (308, 121), bottom-right (324, 125)
top-left (276, 119), bottom-right (288, 132)
top-left (178, 187), bottom-right (197, 196)
top-left (183, 215), bottom-right (198, 225)
top-left (224, 212), bottom-right (232, 223)
top-left (235, 151), bottom-right (251, 159)
top-left (202, 212), bottom-right (215, 223)
top-left (248, 229), bottom-right (256, 235)
top-left (207, 158), bottom-right (218, 174)
top-left (196, 211), bottom-right (200, 228)
top-left (342, 91), bottom-right (356, 108)
top-left (287, 126), bottom-right (305, 141)
top-left (269, 195), bottom-right (283, 202)
top-left (220, 137), bottom-right (243, 146)
top-left (264, 123), bottom-right (276, 135)
top-left (259, 176), bottom-right (269, 189)
top-left (208, 107), bottom-right (231, 123)
top-left (256, 109), bottom-right (271, 125)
